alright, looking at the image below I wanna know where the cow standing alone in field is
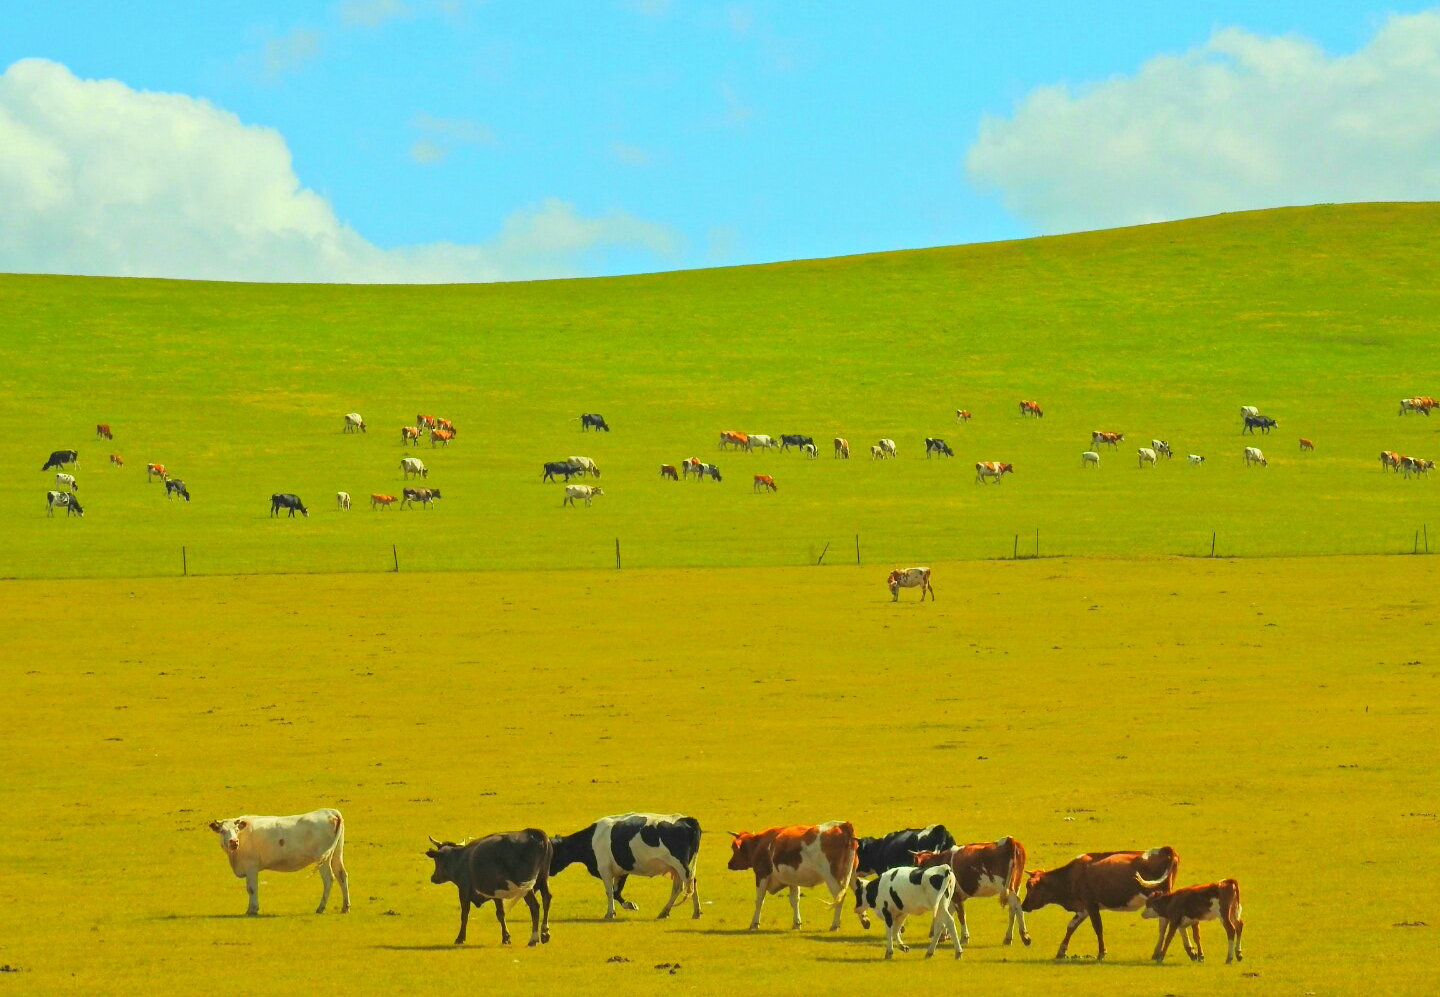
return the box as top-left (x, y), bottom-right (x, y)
top-left (207, 809), bottom-right (349, 916)
top-left (887, 567), bottom-right (934, 601)
top-left (270, 493), bottom-right (308, 517)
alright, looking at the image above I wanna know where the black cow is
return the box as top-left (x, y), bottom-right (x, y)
top-left (1242, 415), bottom-right (1277, 435)
top-left (270, 493), bottom-right (308, 517)
top-left (425, 829), bottom-right (553, 946)
top-left (542, 460), bottom-right (586, 482)
top-left (42, 449), bottom-right (78, 471)
top-left (165, 479), bottom-right (191, 501)
top-left (45, 491), bottom-right (84, 517)
top-left (580, 413), bottom-right (610, 432)
top-left (925, 438), bottom-right (954, 458)
top-left (779, 434), bottom-right (814, 451)
top-left (550, 813), bottom-right (702, 920)
top-left (856, 824), bottom-right (956, 880)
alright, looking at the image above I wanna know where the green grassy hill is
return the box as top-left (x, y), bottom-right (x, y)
top-left (4, 202), bottom-right (1438, 578)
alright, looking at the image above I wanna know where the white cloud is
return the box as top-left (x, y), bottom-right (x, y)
top-left (967, 12), bottom-right (1440, 232)
top-left (0, 59), bottom-right (681, 282)
top-left (609, 140), bottom-right (652, 166)
top-left (261, 28), bottom-right (322, 82)
top-left (410, 112), bottom-right (495, 163)
top-left (337, 0), bottom-right (411, 28)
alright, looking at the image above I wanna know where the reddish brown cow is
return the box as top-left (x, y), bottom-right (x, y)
top-left (1143, 879), bottom-right (1244, 964)
top-left (96, 423), bottom-right (113, 440)
top-left (753, 474), bottom-right (777, 492)
top-left (109, 454), bottom-right (124, 467)
top-left (370, 493), bottom-right (397, 509)
top-left (430, 428), bottom-right (455, 447)
top-left (401, 425), bottom-right (422, 445)
top-left (912, 835), bottom-right (1031, 946)
top-left (660, 464), bottom-right (679, 480)
top-left (1019, 399), bottom-right (1043, 418)
top-left (955, 409), bottom-right (972, 422)
top-left (417, 413), bottom-right (437, 429)
top-left (728, 821), bottom-right (858, 931)
top-left (1021, 846), bottom-right (1180, 960)
top-left (146, 462), bottom-right (167, 482)
top-left (436, 417), bottom-right (456, 434)
top-left (1299, 438), bottom-right (1315, 451)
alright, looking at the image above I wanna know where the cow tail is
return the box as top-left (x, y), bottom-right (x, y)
top-left (314, 811), bottom-right (344, 873)
top-left (1001, 836), bottom-right (1026, 906)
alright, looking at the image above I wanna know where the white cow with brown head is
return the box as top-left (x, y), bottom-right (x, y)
top-left (208, 809), bottom-right (350, 915)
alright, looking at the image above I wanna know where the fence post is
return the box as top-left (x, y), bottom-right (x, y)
top-left (1013, 534), bottom-right (1019, 559)
top-left (182, 546), bottom-right (187, 576)
top-left (817, 541), bottom-right (830, 565)
top-left (1035, 528), bottom-right (1040, 558)
top-left (855, 534), bottom-right (860, 565)
top-left (615, 538), bottom-right (621, 569)
top-left (392, 544), bottom-right (399, 572)
top-left (1211, 532), bottom-right (1217, 557)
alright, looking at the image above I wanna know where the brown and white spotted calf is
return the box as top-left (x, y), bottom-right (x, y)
top-left (886, 567), bottom-right (935, 602)
top-left (911, 835), bottom-right (1031, 946)
top-left (1143, 879), bottom-right (1244, 964)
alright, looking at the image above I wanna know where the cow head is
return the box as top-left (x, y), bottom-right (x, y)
top-left (1020, 869), bottom-right (1057, 912)
top-left (209, 818), bottom-right (248, 854)
top-left (727, 832), bottom-right (759, 871)
top-left (886, 571), bottom-right (901, 595)
top-left (851, 876), bottom-right (879, 929)
top-left (425, 838), bottom-right (465, 885)
top-left (1140, 890), bottom-right (1176, 920)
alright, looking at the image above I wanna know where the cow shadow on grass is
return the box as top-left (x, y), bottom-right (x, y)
top-left (150, 912), bottom-right (316, 921)
top-left (371, 944), bottom-right (475, 952)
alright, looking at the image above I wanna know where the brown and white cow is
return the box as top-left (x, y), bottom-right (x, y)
top-left (727, 821), bottom-right (858, 931)
top-left (1142, 878), bottom-right (1244, 964)
top-left (417, 413), bottom-right (437, 429)
top-left (1019, 399), bottom-right (1043, 418)
top-left (430, 428), bottom-right (455, 447)
top-left (207, 809), bottom-right (349, 916)
top-left (435, 417), bottom-right (456, 434)
top-left (1021, 846), bottom-right (1180, 960)
top-left (1381, 450), bottom-right (1402, 472)
top-left (146, 462), bottom-right (167, 483)
top-left (402, 486), bottom-right (441, 509)
top-left (834, 437), bottom-right (850, 459)
top-left (1091, 430), bottom-right (1124, 449)
top-left (753, 474), bottom-right (777, 492)
top-left (955, 409), bottom-right (972, 422)
top-left (720, 430), bottom-right (750, 450)
top-left (401, 425), bottom-right (422, 445)
top-left (109, 454), bottom-right (124, 467)
top-left (660, 464), bottom-right (679, 480)
top-left (975, 461), bottom-right (1014, 483)
top-left (887, 567), bottom-right (934, 601)
top-left (95, 423), bottom-right (113, 440)
top-left (912, 835), bottom-right (1031, 946)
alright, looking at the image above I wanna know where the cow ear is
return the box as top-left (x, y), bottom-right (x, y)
top-left (235, 820), bottom-right (248, 830)
top-left (208, 820), bottom-right (221, 833)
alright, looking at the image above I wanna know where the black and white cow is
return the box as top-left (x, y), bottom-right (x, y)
top-left (1151, 439), bottom-right (1173, 458)
top-left (270, 493), bottom-right (308, 517)
top-left (780, 434), bottom-right (815, 452)
top-left (425, 829), bottom-right (553, 946)
top-left (855, 825), bottom-right (956, 883)
top-left (42, 449), bottom-right (78, 471)
top-left (853, 866), bottom-right (963, 959)
top-left (1242, 414), bottom-right (1276, 435)
top-left (542, 460), bottom-right (586, 482)
top-left (55, 472), bottom-right (78, 491)
top-left (550, 813), bottom-right (702, 920)
top-left (692, 462), bottom-right (722, 482)
top-left (580, 413), bottom-right (611, 432)
top-left (46, 491), bottom-right (84, 517)
top-left (166, 479), bottom-right (191, 501)
top-left (925, 438), bottom-right (954, 458)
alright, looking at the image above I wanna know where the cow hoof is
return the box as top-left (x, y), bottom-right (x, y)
top-left (528, 939), bottom-right (538, 947)
top-left (655, 911), bottom-right (670, 920)
top-left (315, 906), bottom-right (327, 914)
top-left (340, 905), bottom-right (350, 914)
top-left (1021, 936), bottom-right (1032, 947)
top-left (622, 901), bottom-right (638, 912)
top-left (884, 952), bottom-right (894, 960)
top-left (541, 932), bottom-right (551, 944)
top-left (603, 912), bottom-right (616, 921)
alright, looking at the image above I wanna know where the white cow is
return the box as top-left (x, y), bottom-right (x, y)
top-left (1240, 406), bottom-right (1259, 419)
top-left (1188, 454), bottom-right (1206, 464)
top-left (1081, 451), bottom-right (1100, 467)
top-left (567, 455), bottom-right (601, 478)
top-left (887, 567), bottom-right (934, 601)
top-left (564, 484), bottom-right (604, 506)
top-left (400, 457), bottom-right (428, 479)
top-left (336, 491), bottom-right (351, 510)
top-left (748, 434), bottom-right (777, 450)
top-left (853, 865), bottom-right (962, 960)
top-left (801, 442), bottom-right (818, 459)
top-left (870, 445), bottom-right (884, 460)
top-left (208, 809), bottom-right (350, 915)
top-left (877, 439), bottom-right (897, 458)
top-left (1244, 446), bottom-right (1267, 467)
top-left (1138, 447), bottom-right (1157, 467)
top-left (55, 472), bottom-right (78, 491)
top-left (343, 412), bottom-right (366, 434)
top-left (1151, 439), bottom-right (1172, 458)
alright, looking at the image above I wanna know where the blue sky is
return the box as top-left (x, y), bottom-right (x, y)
top-left (2, 2), bottom-right (1435, 281)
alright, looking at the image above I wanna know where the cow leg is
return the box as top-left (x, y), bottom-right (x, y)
top-left (245, 870), bottom-right (260, 916)
top-left (333, 851), bottom-right (350, 913)
top-left (1088, 907), bottom-right (1107, 960)
top-left (1188, 923), bottom-right (1204, 962)
top-left (537, 877), bottom-right (552, 943)
top-left (689, 872), bottom-right (702, 919)
top-left (931, 903), bottom-right (963, 959)
top-left (748, 884), bottom-right (767, 930)
top-left (1054, 911), bottom-right (1086, 959)
top-left (614, 873), bottom-right (638, 912)
top-left (789, 885), bottom-right (804, 930)
top-left (656, 869), bottom-right (684, 918)
top-left (601, 872), bottom-right (619, 919)
top-left (522, 891), bottom-right (541, 946)
top-left (493, 898), bottom-right (511, 945)
top-left (1153, 919), bottom-right (1179, 962)
top-left (316, 861), bottom-right (334, 913)
top-left (882, 907), bottom-right (898, 958)
top-left (452, 893), bottom-right (471, 944)
top-left (1228, 914), bottom-right (1243, 963)
top-left (954, 898), bottom-right (970, 944)
top-left (828, 881), bottom-right (847, 931)
top-left (1006, 893), bottom-right (1032, 946)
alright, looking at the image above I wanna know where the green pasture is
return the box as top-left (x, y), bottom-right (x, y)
top-left (1, 557), bottom-right (1435, 994)
top-left (2, 203), bottom-right (1439, 578)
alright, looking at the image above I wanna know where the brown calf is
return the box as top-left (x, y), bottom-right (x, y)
top-left (109, 454), bottom-right (124, 467)
top-left (370, 493), bottom-right (397, 509)
top-left (1299, 438), bottom-right (1315, 450)
top-left (96, 423), bottom-right (113, 440)
top-left (753, 474), bottom-right (777, 492)
top-left (1143, 879), bottom-right (1243, 964)
top-left (912, 835), bottom-right (1030, 946)
top-left (1021, 846), bottom-right (1179, 960)
top-left (430, 428), bottom-right (455, 447)
top-left (660, 464), bottom-right (679, 480)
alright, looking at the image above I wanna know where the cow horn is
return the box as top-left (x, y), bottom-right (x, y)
top-left (727, 830), bottom-right (742, 838)
top-left (1135, 871), bottom-right (1170, 888)
top-left (428, 835), bottom-right (443, 847)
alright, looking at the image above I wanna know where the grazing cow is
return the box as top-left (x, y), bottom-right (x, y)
top-left (886, 566), bottom-right (935, 601)
top-left (402, 486), bottom-right (441, 509)
top-left (109, 454), bottom-right (124, 467)
top-left (854, 825), bottom-right (955, 885)
top-left (270, 493), bottom-right (308, 517)
top-left (1019, 399), bottom-right (1043, 418)
top-left (834, 437), bottom-right (850, 458)
top-left (1091, 431), bottom-right (1124, 450)
top-left (549, 813), bottom-right (703, 920)
top-left (1240, 405), bottom-right (1259, 419)
top-left (1081, 451), bottom-right (1100, 467)
top-left (682, 457), bottom-right (704, 479)
top-left (42, 449), bottom-right (78, 472)
top-left (567, 456), bottom-right (600, 478)
top-left (370, 493), bottom-right (397, 509)
top-left (207, 809), bottom-right (349, 916)
top-left (870, 445), bottom-right (884, 460)
top-left (1021, 846), bottom-right (1180, 960)
top-left (580, 413), bottom-right (611, 432)
top-left (417, 414), bottom-right (437, 429)
top-left (1381, 450), bottom-right (1402, 472)
top-left (779, 434), bottom-right (815, 452)
top-left (911, 836), bottom-right (1031, 946)
top-left (660, 464), bottom-right (679, 481)
top-left (543, 460), bottom-right (585, 482)
top-left (425, 830), bottom-right (552, 946)
top-left (719, 431), bottom-right (750, 450)
top-left (1400, 397), bottom-right (1434, 416)
top-left (1244, 446), bottom-right (1267, 467)
top-left (853, 866), bottom-right (962, 959)
top-left (55, 472), bottom-right (78, 491)
top-left (749, 434), bottom-right (777, 450)
top-left (165, 478), bottom-right (191, 501)
top-left (753, 474), bottom-right (778, 492)
top-left (1242, 414), bottom-right (1276, 434)
top-left (146, 462), bottom-right (167, 483)
top-left (564, 484), bottom-right (604, 506)
top-left (925, 438), bottom-right (954, 458)
top-left (1188, 454), bottom-right (1206, 464)
top-left (435, 417), bottom-right (456, 434)
top-left (45, 491), bottom-right (84, 517)
top-left (955, 409), bottom-right (972, 422)
top-left (336, 491), bottom-right (351, 510)
top-left (401, 457), bottom-right (428, 479)
top-left (1401, 455), bottom-right (1433, 478)
top-left (692, 463), bottom-right (721, 482)
top-left (1138, 447), bottom-right (1157, 467)
top-left (1143, 879), bottom-right (1244, 964)
top-left (343, 412), bottom-right (366, 434)
top-left (95, 423), bottom-right (113, 440)
top-left (1299, 437), bottom-right (1315, 451)
top-left (430, 428), bottom-right (455, 447)
top-left (727, 821), bottom-right (859, 931)
top-left (1151, 439), bottom-right (1173, 458)
top-left (974, 461), bottom-right (1014, 483)
top-left (801, 442), bottom-right (818, 458)
top-left (877, 438), bottom-right (897, 458)
top-left (401, 425), bottom-right (422, 445)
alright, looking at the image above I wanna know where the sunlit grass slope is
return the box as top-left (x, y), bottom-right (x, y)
top-left (2, 202), bottom-right (1438, 580)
